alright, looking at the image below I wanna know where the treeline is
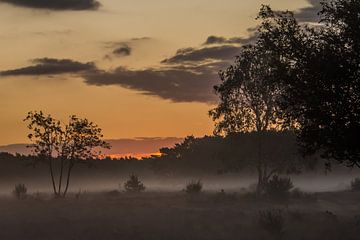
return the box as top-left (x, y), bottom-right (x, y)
top-left (0, 131), bottom-right (321, 178)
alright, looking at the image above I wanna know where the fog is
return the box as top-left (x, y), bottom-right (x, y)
top-left (1, 170), bottom-right (359, 196)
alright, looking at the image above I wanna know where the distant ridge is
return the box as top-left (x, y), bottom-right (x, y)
top-left (0, 137), bottom-right (183, 158)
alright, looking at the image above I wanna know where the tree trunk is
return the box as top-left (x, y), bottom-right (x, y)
top-left (48, 156), bottom-right (58, 196)
top-left (256, 166), bottom-right (263, 195)
top-left (58, 157), bottom-right (65, 194)
top-left (256, 131), bottom-right (264, 195)
top-left (62, 162), bottom-right (74, 197)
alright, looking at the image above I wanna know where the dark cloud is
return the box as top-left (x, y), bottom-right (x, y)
top-left (161, 45), bottom-right (240, 64)
top-left (0, 58), bottom-right (96, 76)
top-left (295, 0), bottom-right (321, 23)
top-left (93, 34), bottom-right (241, 103)
top-left (131, 37), bottom-right (152, 41)
top-left (0, 0), bottom-right (101, 11)
top-left (104, 38), bottom-right (151, 59)
top-left (91, 35), bottom-right (244, 103)
top-left (83, 62), bottom-right (226, 103)
top-left (203, 35), bottom-right (257, 45)
top-left (113, 45), bottom-right (132, 57)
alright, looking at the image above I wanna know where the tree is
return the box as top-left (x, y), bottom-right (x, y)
top-left (24, 111), bottom-right (63, 195)
top-left (256, 1), bottom-right (360, 167)
top-left (209, 44), bottom-right (295, 194)
top-left (124, 174), bottom-right (146, 192)
top-left (24, 111), bottom-right (110, 197)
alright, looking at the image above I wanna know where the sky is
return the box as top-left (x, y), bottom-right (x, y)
top-left (0, 0), bottom-right (320, 154)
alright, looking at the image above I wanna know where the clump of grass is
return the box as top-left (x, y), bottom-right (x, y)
top-left (265, 175), bottom-right (294, 200)
top-left (75, 189), bottom-right (87, 199)
top-left (258, 209), bottom-right (285, 239)
top-left (350, 178), bottom-right (360, 191)
top-left (185, 180), bottom-right (203, 194)
top-left (124, 174), bottom-right (146, 193)
top-left (12, 183), bottom-right (28, 200)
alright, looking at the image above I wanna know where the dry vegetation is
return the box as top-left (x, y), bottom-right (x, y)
top-left (0, 190), bottom-right (359, 240)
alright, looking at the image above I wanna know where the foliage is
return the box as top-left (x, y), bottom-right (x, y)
top-left (124, 174), bottom-right (146, 192)
top-left (209, 44), bottom-right (284, 135)
top-left (350, 178), bottom-right (360, 191)
top-left (258, 209), bottom-right (285, 239)
top-left (13, 183), bottom-right (27, 200)
top-left (264, 175), bottom-right (294, 199)
top-left (185, 180), bottom-right (203, 194)
top-left (256, 1), bottom-right (360, 167)
top-left (24, 111), bottom-right (110, 197)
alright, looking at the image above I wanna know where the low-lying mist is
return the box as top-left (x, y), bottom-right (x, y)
top-left (1, 170), bottom-right (359, 196)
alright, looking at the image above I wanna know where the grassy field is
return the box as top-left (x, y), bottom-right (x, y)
top-left (1, 190), bottom-right (360, 240)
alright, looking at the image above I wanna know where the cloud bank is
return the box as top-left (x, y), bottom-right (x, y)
top-left (0, 58), bottom-right (96, 76)
top-left (203, 35), bottom-right (257, 45)
top-left (83, 63), bottom-right (222, 103)
top-left (1, 34), bottom-right (254, 103)
top-left (0, 137), bottom-right (183, 157)
top-left (0, 0), bottom-right (101, 11)
top-left (161, 45), bottom-right (240, 64)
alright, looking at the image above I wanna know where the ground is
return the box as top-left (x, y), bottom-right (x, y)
top-left (1, 190), bottom-right (360, 240)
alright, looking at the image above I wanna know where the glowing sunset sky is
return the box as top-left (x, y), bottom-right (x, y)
top-left (0, 0), bottom-right (319, 147)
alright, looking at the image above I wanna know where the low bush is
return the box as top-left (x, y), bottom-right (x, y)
top-left (12, 183), bottom-right (27, 200)
top-left (265, 175), bottom-right (294, 199)
top-left (124, 174), bottom-right (146, 192)
top-left (185, 180), bottom-right (203, 194)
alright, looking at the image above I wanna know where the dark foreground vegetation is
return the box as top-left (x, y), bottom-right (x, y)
top-left (1, 190), bottom-right (360, 240)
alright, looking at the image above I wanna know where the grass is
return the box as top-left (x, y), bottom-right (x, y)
top-left (0, 190), bottom-right (360, 240)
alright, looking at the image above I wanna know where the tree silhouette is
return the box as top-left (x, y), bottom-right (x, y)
top-left (24, 111), bottom-right (63, 195)
top-left (124, 174), bottom-right (146, 192)
top-left (209, 43), bottom-right (289, 194)
top-left (24, 111), bottom-right (110, 197)
top-left (256, 1), bottom-right (360, 167)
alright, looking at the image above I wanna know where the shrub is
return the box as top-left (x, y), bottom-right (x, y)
top-left (351, 178), bottom-right (360, 191)
top-left (265, 175), bottom-right (294, 199)
top-left (185, 180), bottom-right (203, 194)
top-left (12, 183), bottom-right (27, 200)
top-left (258, 209), bottom-right (285, 239)
top-left (124, 174), bottom-right (146, 192)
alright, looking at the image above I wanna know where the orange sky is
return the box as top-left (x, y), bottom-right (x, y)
top-left (0, 0), bottom-right (317, 151)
